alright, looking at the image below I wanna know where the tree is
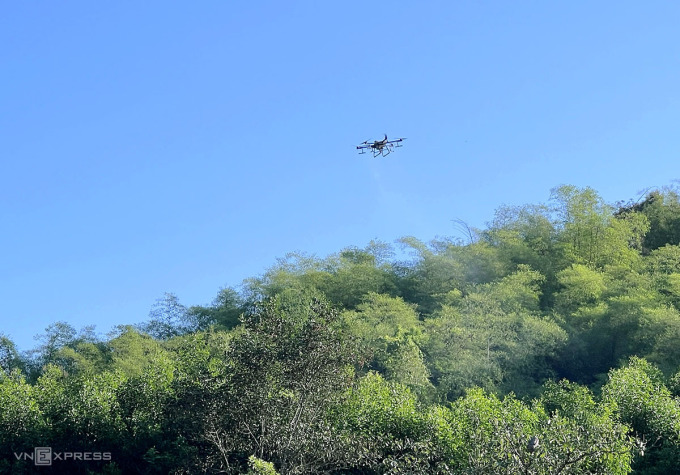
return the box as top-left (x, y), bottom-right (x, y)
top-left (342, 293), bottom-right (433, 397)
top-left (423, 268), bottom-right (566, 399)
top-left (0, 334), bottom-right (24, 375)
top-left (200, 291), bottom-right (361, 473)
top-left (554, 264), bottom-right (607, 315)
top-left (618, 188), bottom-right (680, 252)
top-left (483, 204), bottom-right (562, 306)
top-left (551, 185), bottom-right (647, 269)
top-left (115, 349), bottom-right (196, 473)
top-left (318, 252), bottom-right (398, 309)
top-left (138, 293), bottom-right (191, 340)
top-left (27, 322), bottom-right (107, 379)
top-left (333, 372), bottom-right (458, 473)
top-left (247, 455), bottom-right (280, 475)
top-left (645, 244), bottom-right (680, 310)
top-left (31, 364), bottom-right (126, 473)
top-left (446, 381), bottom-right (634, 474)
top-left (107, 325), bottom-right (167, 377)
top-left (601, 357), bottom-right (680, 472)
top-left (396, 237), bottom-right (507, 314)
top-left (185, 287), bottom-right (245, 331)
top-left (0, 370), bottom-right (46, 473)
top-left (29, 321), bottom-right (77, 371)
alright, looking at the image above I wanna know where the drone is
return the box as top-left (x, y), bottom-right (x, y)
top-left (356, 134), bottom-right (406, 157)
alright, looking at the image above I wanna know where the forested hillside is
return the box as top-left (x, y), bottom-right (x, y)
top-left (3, 185), bottom-right (680, 474)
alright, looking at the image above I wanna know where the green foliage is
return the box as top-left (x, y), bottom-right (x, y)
top-left (107, 326), bottom-right (167, 377)
top-left (538, 380), bottom-right (634, 474)
top-left (343, 293), bottom-right (421, 343)
top-left (201, 291), bottom-right (362, 473)
top-left (0, 334), bottom-right (25, 375)
top-left (448, 388), bottom-right (541, 473)
top-left (396, 237), bottom-right (508, 314)
top-left (602, 357), bottom-right (680, 470)
top-left (242, 245), bottom-right (398, 311)
top-left (319, 247), bottom-right (398, 309)
top-left (29, 321), bottom-right (77, 372)
top-left (484, 204), bottom-right (562, 304)
top-left (477, 264), bottom-right (545, 314)
top-left (334, 372), bottom-right (458, 473)
top-left (115, 348), bottom-right (198, 473)
top-left (423, 270), bottom-right (567, 399)
top-left (49, 341), bottom-right (112, 377)
top-left (138, 292), bottom-right (191, 340)
top-left (554, 264), bottom-right (607, 314)
top-left (636, 305), bottom-right (680, 373)
top-left (670, 369), bottom-right (680, 397)
top-left (423, 304), bottom-right (504, 399)
top-left (247, 455), bottom-right (280, 475)
top-left (8, 183), bottom-right (680, 473)
top-left (0, 370), bottom-right (45, 455)
top-left (646, 244), bottom-right (680, 274)
top-left (645, 245), bottom-right (680, 310)
top-left (621, 189), bottom-right (680, 252)
top-left (551, 185), bottom-right (646, 269)
top-left (449, 382), bottom-right (633, 474)
top-left (186, 286), bottom-right (245, 331)
top-left (342, 293), bottom-right (435, 399)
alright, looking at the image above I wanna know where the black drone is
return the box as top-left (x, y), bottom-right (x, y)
top-left (356, 134), bottom-right (406, 157)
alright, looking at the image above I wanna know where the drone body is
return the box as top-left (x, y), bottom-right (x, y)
top-left (356, 134), bottom-right (406, 157)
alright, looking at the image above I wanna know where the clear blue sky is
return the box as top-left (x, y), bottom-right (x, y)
top-left (2, 2), bottom-right (679, 351)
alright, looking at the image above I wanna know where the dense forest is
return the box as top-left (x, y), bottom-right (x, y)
top-left (3, 184), bottom-right (680, 474)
